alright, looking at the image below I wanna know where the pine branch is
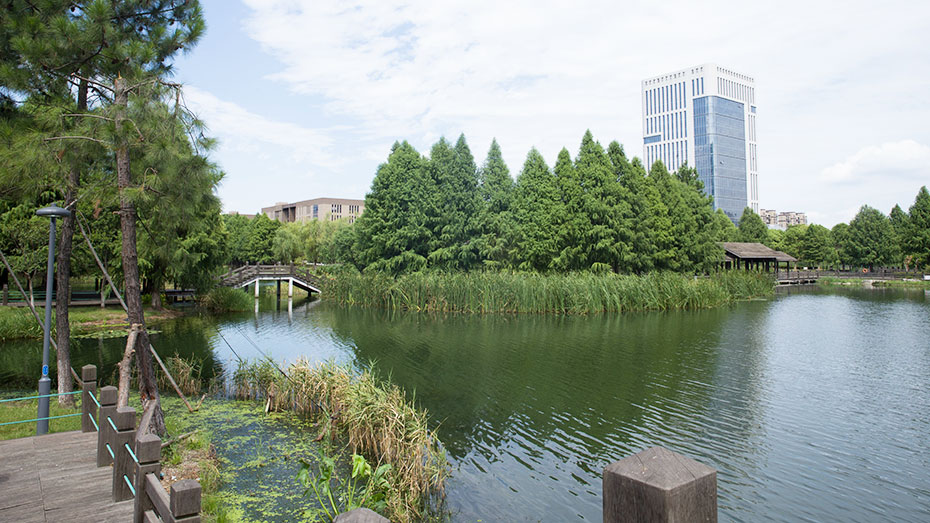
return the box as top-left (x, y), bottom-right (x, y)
top-left (44, 136), bottom-right (110, 146)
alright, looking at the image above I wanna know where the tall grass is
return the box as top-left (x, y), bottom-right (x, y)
top-left (0, 308), bottom-right (42, 341)
top-left (233, 359), bottom-right (448, 522)
top-left (199, 287), bottom-right (252, 312)
top-left (325, 271), bottom-right (773, 314)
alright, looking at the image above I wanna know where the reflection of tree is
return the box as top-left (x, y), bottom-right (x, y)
top-left (323, 306), bottom-right (727, 463)
top-left (0, 317), bottom-right (222, 390)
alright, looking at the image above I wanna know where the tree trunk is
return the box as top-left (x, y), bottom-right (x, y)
top-left (117, 324), bottom-right (141, 408)
top-left (55, 77), bottom-right (87, 407)
top-left (151, 276), bottom-right (163, 310)
top-left (115, 76), bottom-right (165, 435)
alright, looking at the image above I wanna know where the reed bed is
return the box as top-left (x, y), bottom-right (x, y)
top-left (233, 359), bottom-right (448, 522)
top-left (199, 286), bottom-right (252, 312)
top-left (325, 270), bottom-right (773, 314)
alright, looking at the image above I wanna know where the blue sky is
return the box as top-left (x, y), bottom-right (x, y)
top-left (171, 0), bottom-right (930, 226)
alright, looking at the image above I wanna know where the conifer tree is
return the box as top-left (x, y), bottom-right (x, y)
top-left (738, 207), bottom-right (768, 243)
top-left (888, 204), bottom-right (909, 267)
top-left (355, 142), bottom-right (435, 274)
top-left (646, 161), bottom-right (677, 270)
top-left (511, 149), bottom-right (563, 271)
top-left (476, 139), bottom-right (514, 268)
top-left (847, 205), bottom-right (897, 269)
top-left (552, 147), bottom-right (586, 270)
top-left (905, 186), bottom-right (930, 269)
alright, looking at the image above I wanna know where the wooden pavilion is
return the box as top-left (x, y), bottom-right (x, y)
top-left (720, 242), bottom-right (797, 272)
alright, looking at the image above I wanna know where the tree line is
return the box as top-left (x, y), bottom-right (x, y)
top-left (734, 187), bottom-right (930, 270)
top-left (335, 131), bottom-right (734, 275)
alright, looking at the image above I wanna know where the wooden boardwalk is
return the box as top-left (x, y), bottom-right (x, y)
top-left (0, 431), bottom-right (132, 522)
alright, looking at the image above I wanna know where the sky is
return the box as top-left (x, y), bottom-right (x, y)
top-left (171, 0), bottom-right (930, 227)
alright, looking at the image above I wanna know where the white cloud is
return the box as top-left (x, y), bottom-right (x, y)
top-left (182, 86), bottom-right (339, 168)
top-left (820, 140), bottom-right (930, 184)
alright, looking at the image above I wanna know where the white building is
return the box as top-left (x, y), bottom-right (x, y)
top-left (641, 64), bottom-right (758, 222)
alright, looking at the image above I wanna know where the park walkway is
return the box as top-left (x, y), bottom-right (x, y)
top-left (0, 431), bottom-right (132, 522)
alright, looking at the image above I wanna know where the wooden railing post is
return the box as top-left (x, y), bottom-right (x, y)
top-left (133, 434), bottom-right (161, 523)
top-left (170, 479), bottom-right (202, 522)
top-left (97, 386), bottom-right (118, 466)
top-left (603, 446), bottom-right (716, 523)
top-left (112, 406), bottom-right (137, 501)
top-left (80, 365), bottom-right (97, 432)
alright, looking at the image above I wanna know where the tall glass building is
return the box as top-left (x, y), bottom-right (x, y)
top-left (641, 64), bottom-right (758, 222)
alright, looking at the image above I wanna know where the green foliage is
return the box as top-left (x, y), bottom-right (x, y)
top-left (353, 141), bottom-right (435, 274)
top-left (327, 271), bottom-right (773, 314)
top-left (799, 224), bottom-right (833, 267)
top-left (738, 207), bottom-right (768, 243)
top-left (297, 449), bottom-right (392, 521)
top-left (847, 205), bottom-right (897, 268)
top-left (511, 149), bottom-right (563, 271)
top-left (475, 139), bottom-right (514, 268)
top-left (426, 135), bottom-right (482, 271)
top-left (199, 287), bottom-right (252, 313)
top-left (244, 214), bottom-right (282, 264)
top-left (905, 186), bottom-right (930, 269)
top-left (714, 209), bottom-right (739, 242)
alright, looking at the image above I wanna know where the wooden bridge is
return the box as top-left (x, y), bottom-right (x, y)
top-left (219, 264), bottom-right (327, 296)
top-left (0, 366), bottom-right (202, 523)
top-left (776, 270), bottom-right (821, 285)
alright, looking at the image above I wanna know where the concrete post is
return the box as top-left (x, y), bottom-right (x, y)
top-left (603, 446), bottom-right (717, 523)
top-left (288, 277), bottom-right (293, 297)
top-left (81, 365), bottom-right (97, 433)
top-left (97, 386), bottom-right (118, 466)
top-left (276, 279), bottom-right (281, 300)
top-left (254, 280), bottom-right (260, 298)
top-left (170, 479), bottom-right (202, 522)
top-left (133, 434), bottom-right (162, 523)
top-left (112, 406), bottom-right (137, 501)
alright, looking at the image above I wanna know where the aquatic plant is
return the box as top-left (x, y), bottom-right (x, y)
top-left (200, 287), bottom-right (253, 312)
top-left (324, 270), bottom-right (773, 314)
top-left (298, 449), bottom-right (392, 521)
top-left (233, 359), bottom-right (448, 522)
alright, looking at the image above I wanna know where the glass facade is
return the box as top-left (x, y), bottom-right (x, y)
top-left (693, 96), bottom-right (747, 223)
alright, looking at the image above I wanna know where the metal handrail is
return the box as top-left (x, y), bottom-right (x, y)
top-left (0, 390), bottom-right (82, 403)
top-left (0, 413), bottom-right (82, 427)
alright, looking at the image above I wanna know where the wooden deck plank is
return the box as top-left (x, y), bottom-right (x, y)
top-left (0, 431), bottom-right (133, 523)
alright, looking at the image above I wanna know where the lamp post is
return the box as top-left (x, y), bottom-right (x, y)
top-left (35, 204), bottom-right (70, 435)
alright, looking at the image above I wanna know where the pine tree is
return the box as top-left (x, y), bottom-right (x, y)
top-left (847, 205), bottom-right (897, 269)
top-left (888, 204), bottom-right (909, 267)
top-left (552, 147), bottom-right (586, 270)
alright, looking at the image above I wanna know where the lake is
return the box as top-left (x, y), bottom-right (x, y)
top-left (2, 285), bottom-right (928, 521)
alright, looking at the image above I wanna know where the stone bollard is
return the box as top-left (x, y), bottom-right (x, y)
top-left (96, 386), bottom-right (118, 467)
top-left (112, 406), bottom-right (137, 501)
top-left (333, 507), bottom-right (390, 523)
top-left (133, 434), bottom-right (162, 523)
top-left (603, 446), bottom-right (716, 523)
top-left (80, 365), bottom-right (97, 433)
top-left (170, 479), bottom-right (202, 522)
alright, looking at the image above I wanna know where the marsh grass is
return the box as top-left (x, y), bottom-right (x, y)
top-left (327, 270), bottom-right (773, 314)
top-left (233, 359), bottom-right (448, 522)
top-left (200, 287), bottom-right (253, 312)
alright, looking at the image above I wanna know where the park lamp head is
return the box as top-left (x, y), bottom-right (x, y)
top-left (35, 205), bottom-right (71, 218)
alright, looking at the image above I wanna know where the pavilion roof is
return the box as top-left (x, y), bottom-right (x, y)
top-left (720, 242), bottom-right (798, 262)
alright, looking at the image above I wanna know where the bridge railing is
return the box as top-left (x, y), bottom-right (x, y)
top-left (82, 365), bottom-right (202, 522)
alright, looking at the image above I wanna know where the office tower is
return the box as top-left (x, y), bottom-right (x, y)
top-left (641, 64), bottom-right (758, 222)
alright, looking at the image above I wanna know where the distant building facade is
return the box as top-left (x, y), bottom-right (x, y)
top-left (760, 208), bottom-right (807, 229)
top-left (641, 63), bottom-right (758, 223)
top-left (262, 198), bottom-right (365, 224)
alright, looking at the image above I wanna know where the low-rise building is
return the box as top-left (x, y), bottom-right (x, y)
top-left (262, 198), bottom-right (365, 224)
top-left (760, 208), bottom-right (807, 229)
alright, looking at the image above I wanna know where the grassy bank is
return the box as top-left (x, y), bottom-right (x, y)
top-left (0, 305), bottom-right (181, 341)
top-left (818, 277), bottom-right (930, 289)
top-left (325, 270), bottom-right (773, 314)
top-left (199, 287), bottom-right (252, 312)
top-left (234, 359), bottom-right (449, 522)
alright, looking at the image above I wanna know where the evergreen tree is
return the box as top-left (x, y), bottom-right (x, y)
top-left (476, 139), bottom-right (514, 268)
top-left (246, 214), bottom-right (282, 264)
top-left (781, 225), bottom-right (807, 260)
top-left (645, 161), bottom-right (676, 270)
top-left (714, 209), bottom-right (739, 242)
top-left (354, 141), bottom-right (435, 274)
top-left (799, 224), bottom-right (833, 267)
top-left (511, 149), bottom-right (563, 271)
top-left (572, 131), bottom-right (631, 272)
top-left (616, 155), bottom-right (657, 273)
top-left (426, 135), bottom-right (481, 271)
top-left (905, 186), bottom-right (930, 270)
top-left (831, 222), bottom-right (852, 269)
top-left (738, 207), bottom-right (768, 243)
top-left (888, 204), bottom-right (909, 268)
top-left (552, 147), bottom-right (585, 270)
top-left (847, 205), bottom-right (897, 269)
